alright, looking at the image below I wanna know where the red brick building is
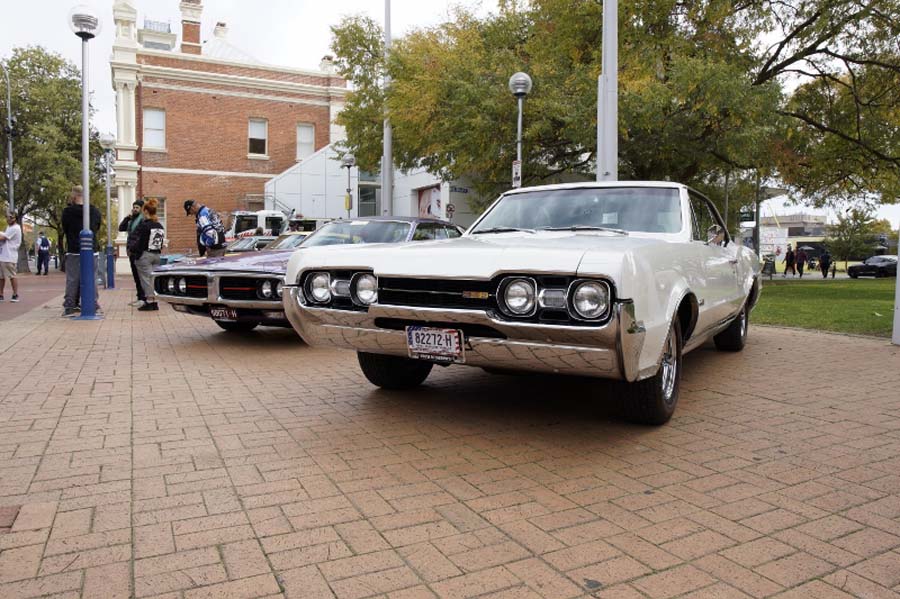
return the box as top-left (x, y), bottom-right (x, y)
top-left (110, 0), bottom-right (347, 254)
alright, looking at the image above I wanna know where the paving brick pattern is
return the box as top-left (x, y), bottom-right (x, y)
top-left (1, 289), bottom-right (899, 598)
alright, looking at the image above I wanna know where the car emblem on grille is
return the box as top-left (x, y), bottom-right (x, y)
top-left (462, 291), bottom-right (490, 299)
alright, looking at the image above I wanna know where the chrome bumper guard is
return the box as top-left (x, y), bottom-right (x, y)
top-left (151, 271), bottom-right (285, 311)
top-left (284, 288), bottom-right (646, 381)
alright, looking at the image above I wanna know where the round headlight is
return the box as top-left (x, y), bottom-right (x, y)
top-left (275, 281), bottom-right (284, 298)
top-left (354, 274), bottom-right (378, 305)
top-left (261, 280), bottom-right (273, 298)
top-left (572, 281), bottom-right (610, 319)
top-left (166, 278), bottom-right (175, 293)
top-left (308, 272), bottom-right (332, 304)
top-left (503, 278), bottom-right (536, 315)
top-left (178, 278), bottom-right (187, 294)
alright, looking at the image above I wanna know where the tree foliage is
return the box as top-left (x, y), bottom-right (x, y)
top-left (330, 0), bottom-right (899, 213)
top-left (0, 46), bottom-right (104, 263)
top-left (825, 206), bottom-right (879, 266)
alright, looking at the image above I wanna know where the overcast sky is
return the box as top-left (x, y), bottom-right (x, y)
top-left (2, 0), bottom-right (898, 227)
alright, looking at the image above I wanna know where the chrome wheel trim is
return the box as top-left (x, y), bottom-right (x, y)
top-left (660, 328), bottom-right (677, 404)
top-left (739, 309), bottom-right (747, 338)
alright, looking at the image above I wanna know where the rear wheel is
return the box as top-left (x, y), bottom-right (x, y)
top-left (357, 352), bottom-right (433, 390)
top-left (714, 306), bottom-right (748, 352)
top-left (215, 321), bottom-right (258, 333)
top-left (620, 318), bottom-right (682, 425)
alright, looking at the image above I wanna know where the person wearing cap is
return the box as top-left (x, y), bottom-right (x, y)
top-left (184, 199), bottom-right (226, 258)
top-left (35, 231), bottom-right (52, 275)
top-left (61, 185), bottom-right (102, 316)
top-left (0, 211), bottom-right (22, 302)
top-left (119, 199), bottom-right (146, 305)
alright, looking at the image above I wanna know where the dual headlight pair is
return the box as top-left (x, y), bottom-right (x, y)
top-left (259, 279), bottom-right (284, 299)
top-left (499, 277), bottom-right (611, 320)
top-left (305, 272), bottom-right (377, 306)
top-left (166, 277), bottom-right (187, 294)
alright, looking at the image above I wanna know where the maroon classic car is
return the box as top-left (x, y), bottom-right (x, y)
top-left (151, 217), bottom-right (464, 332)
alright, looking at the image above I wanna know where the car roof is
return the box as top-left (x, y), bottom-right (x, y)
top-left (504, 180), bottom-right (685, 195)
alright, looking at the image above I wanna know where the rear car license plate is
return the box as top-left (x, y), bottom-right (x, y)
top-left (209, 306), bottom-right (238, 321)
top-left (406, 326), bottom-right (464, 364)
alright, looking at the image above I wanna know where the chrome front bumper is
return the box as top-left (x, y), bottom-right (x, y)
top-left (284, 288), bottom-right (646, 381)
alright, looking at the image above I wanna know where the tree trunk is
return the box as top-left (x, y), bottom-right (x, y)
top-left (16, 244), bottom-right (30, 274)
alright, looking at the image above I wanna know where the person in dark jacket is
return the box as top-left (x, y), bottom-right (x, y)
top-left (796, 248), bottom-right (808, 278)
top-left (61, 185), bottom-right (102, 316)
top-left (128, 198), bottom-right (165, 312)
top-left (782, 245), bottom-right (796, 277)
top-left (118, 199), bottom-right (145, 305)
top-left (820, 250), bottom-right (832, 279)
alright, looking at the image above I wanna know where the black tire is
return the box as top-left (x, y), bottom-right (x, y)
top-left (849, 273), bottom-right (858, 279)
top-left (215, 321), bottom-right (259, 333)
top-left (357, 352), bottom-right (433, 390)
top-left (714, 305), bottom-right (748, 352)
top-left (620, 318), bottom-right (682, 425)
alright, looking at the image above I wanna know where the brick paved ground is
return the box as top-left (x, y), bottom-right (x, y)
top-left (1, 287), bottom-right (899, 598)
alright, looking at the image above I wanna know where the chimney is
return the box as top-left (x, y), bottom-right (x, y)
top-left (319, 55), bottom-right (335, 74)
top-left (179, 0), bottom-right (202, 55)
top-left (213, 21), bottom-right (228, 38)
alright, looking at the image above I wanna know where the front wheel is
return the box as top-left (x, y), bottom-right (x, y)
top-left (620, 318), bottom-right (682, 425)
top-left (357, 352), bottom-right (433, 390)
top-left (215, 321), bottom-right (259, 333)
top-left (714, 306), bottom-right (748, 352)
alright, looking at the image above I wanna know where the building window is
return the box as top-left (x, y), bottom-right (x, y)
top-left (143, 108), bottom-right (166, 149)
top-left (248, 118), bottom-right (268, 155)
top-left (296, 123), bottom-right (315, 160)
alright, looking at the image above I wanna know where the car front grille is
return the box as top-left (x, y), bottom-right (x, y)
top-left (219, 276), bottom-right (281, 302)
top-left (377, 277), bottom-right (496, 311)
top-left (155, 275), bottom-right (208, 298)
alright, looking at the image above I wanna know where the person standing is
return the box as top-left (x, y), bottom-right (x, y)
top-left (119, 199), bottom-right (145, 305)
top-left (820, 250), bottom-right (832, 279)
top-left (184, 199), bottom-right (226, 258)
top-left (61, 185), bottom-right (102, 316)
top-left (128, 199), bottom-right (165, 312)
top-left (35, 232), bottom-right (51, 275)
top-left (0, 212), bottom-right (22, 302)
top-left (782, 244), bottom-right (796, 277)
top-left (796, 248), bottom-right (808, 278)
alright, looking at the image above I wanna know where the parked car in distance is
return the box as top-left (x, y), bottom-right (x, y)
top-left (152, 218), bottom-right (463, 333)
top-left (848, 255), bottom-right (897, 278)
top-left (283, 182), bottom-right (760, 425)
top-left (226, 236), bottom-right (276, 253)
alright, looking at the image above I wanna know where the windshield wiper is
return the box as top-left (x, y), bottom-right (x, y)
top-left (540, 225), bottom-right (629, 235)
top-left (471, 227), bottom-right (536, 235)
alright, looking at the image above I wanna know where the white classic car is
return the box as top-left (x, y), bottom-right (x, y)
top-left (283, 182), bottom-right (760, 424)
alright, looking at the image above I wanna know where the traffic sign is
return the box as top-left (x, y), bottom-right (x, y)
top-left (512, 160), bottom-right (522, 188)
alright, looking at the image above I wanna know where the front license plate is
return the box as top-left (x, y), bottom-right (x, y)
top-left (406, 326), bottom-right (465, 364)
top-left (209, 306), bottom-right (238, 321)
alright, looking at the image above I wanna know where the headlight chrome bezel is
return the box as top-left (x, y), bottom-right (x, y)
top-left (305, 271), bottom-right (332, 304)
top-left (177, 278), bottom-right (187, 294)
top-left (166, 277), bottom-right (175, 293)
top-left (352, 272), bottom-right (378, 306)
top-left (275, 281), bottom-right (284, 298)
top-left (260, 280), bottom-right (273, 299)
top-left (499, 276), bottom-right (538, 317)
top-left (569, 279), bottom-right (612, 321)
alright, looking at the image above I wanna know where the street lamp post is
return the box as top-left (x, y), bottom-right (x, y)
top-left (508, 72), bottom-right (532, 188)
top-left (382, 0), bottom-right (393, 216)
top-left (1, 63), bottom-right (13, 213)
top-left (341, 154), bottom-right (356, 220)
top-left (70, 4), bottom-right (102, 320)
top-left (596, 0), bottom-right (618, 182)
top-left (99, 132), bottom-right (115, 289)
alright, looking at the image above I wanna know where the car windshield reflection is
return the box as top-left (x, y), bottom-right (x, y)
top-left (472, 187), bottom-right (682, 234)
top-left (303, 221), bottom-right (412, 247)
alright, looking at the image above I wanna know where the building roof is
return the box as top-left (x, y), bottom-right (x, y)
top-left (201, 22), bottom-right (262, 65)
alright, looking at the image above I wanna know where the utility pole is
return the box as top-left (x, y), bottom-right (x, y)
top-left (381, 0), bottom-right (393, 216)
top-left (596, 0), bottom-right (618, 182)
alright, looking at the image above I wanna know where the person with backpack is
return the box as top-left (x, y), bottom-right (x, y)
top-left (184, 199), bottom-right (226, 258)
top-left (35, 232), bottom-right (51, 275)
top-left (119, 199), bottom-right (146, 305)
top-left (128, 198), bottom-right (166, 312)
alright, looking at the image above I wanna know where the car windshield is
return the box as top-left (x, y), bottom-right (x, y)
top-left (265, 233), bottom-right (310, 250)
top-left (302, 220), bottom-right (412, 247)
top-left (226, 238), bottom-right (256, 251)
top-left (233, 215), bottom-right (257, 235)
top-left (471, 187), bottom-right (683, 234)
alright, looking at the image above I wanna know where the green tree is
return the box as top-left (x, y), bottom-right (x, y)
top-left (330, 0), bottom-right (899, 214)
top-left (825, 207), bottom-right (878, 269)
top-left (0, 46), bottom-right (104, 272)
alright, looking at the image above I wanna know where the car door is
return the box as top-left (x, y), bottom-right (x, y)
top-left (688, 191), bottom-right (741, 332)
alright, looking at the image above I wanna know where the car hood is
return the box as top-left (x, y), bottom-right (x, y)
top-left (157, 250), bottom-right (294, 274)
top-left (288, 232), bottom-right (673, 281)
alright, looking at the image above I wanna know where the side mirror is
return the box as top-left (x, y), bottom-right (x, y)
top-left (707, 224), bottom-right (726, 246)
